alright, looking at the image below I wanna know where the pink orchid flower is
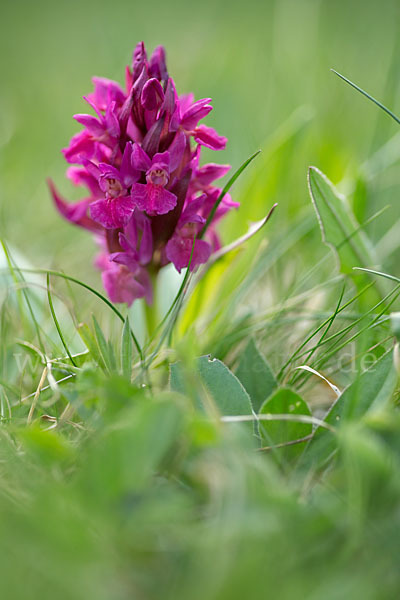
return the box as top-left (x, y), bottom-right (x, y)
top-left (50, 42), bottom-right (238, 307)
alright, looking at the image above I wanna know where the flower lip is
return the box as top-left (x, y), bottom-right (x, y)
top-left (102, 177), bottom-right (124, 198)
top-left (146, 164), bottom-right (169, 187)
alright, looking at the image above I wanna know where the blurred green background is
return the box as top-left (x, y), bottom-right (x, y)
top-left (1, 0), bottom-right (400, 282)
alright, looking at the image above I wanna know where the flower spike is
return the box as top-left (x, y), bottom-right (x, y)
top-left (49, 42), bottom-right (237, 306)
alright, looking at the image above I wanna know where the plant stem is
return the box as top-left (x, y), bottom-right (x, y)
top-left (144, 272), bottom-right (158, 339)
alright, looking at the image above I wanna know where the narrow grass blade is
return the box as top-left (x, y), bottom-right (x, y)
top-left (15, 267), bottom-right (143, 361)
top-left (353, 267), bottom-right (400, 284)
top-left (46, 274), bottom-right (77, 367)
top-left (77, 322), bottom-right (106, 371)
top-left (92, 315), bottom-right (112, 373)
top-left (209, 204), bottom-right (278, 265)
top-left (332, 69), bottom-right (400, 126)
top-left (199, 150), bottom-right (261, 239)
top-left (1, 240), bottom-right (46, 355)
top-left (121, 317), bottom-right (133, 378)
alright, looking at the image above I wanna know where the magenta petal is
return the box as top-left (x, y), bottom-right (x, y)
top-left (48, 179), bottom-right (101, 232)
top-left (145, 185), bottom-right (177, 215)
top-left (131, 183), bottom-right (177, 216)
top-left (196, 163), bottom-right (231, 186)
top-left (67, 167), bottom-right (102, 197)
top-left (132, 41), bottom-right (147, 81)
top-left (136, 268), bottom-right (153, 305)
top-left (141, 78), bottom-right (165, 111)
top-left (98, 163), bottom-right (121, 179)
top-left (138, 215), bottom-right (153, 264)
top-left (74, 114), bottom-right (104, 138)
top-left (90, 77), bottom-right (126, 110)
top-left (109, 251), bottom-right (139, 272)
top-left (90, 196), bottom-right (135, 229)
top-left (166, 236), bottom-right (211, 273)
top-left (122, 214), bottom-right (138, 248)
top-left (179, 93), bottom-right (195, 115)
top-left (131, 143), bottom-right (152, 172)
top-left (102, 265), bottom-right (146, 306)
top-left (120, 142), bottom-right (139, 187)
top-left (149, 45), bottom-right (168, 81)
top-left (181, 98), bottom-right (212, 130)
top-left (62, 131), bottom-right (96, 164)
top-left (105, 101), bottom-right (120, 138)
top-left (152, 151), bottom-right (170, 171)
top-left (168, 130), bottom-right (186, 171)
top-left (193, 125), bottom-right (227, 151)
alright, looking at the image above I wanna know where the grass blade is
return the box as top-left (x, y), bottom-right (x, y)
top-left (46, 274), bottom-right (77, 367)
top-left (199, 150), bottom-right (261, 239)
top-left (121, 317), bottom-right (133, 378)
top-left (331, 69), bottom-right (400, 126)
top-left (92, 315), bottom-right (112, 373)
top-left (13, 267), bottom-right (143, 361)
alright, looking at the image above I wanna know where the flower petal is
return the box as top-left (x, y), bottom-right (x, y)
top-left (149, 45), bottom-right (168, 81)
top-left (48, 179), bottom-right (101, 232)
top-left (168, 130), bottom-right (186, 172)
top-left (141, 78), bottom-right (165, 111)
top-left (89, 77), bottom-right (126, 111)
top-left (90, 196), bottom-right (135, 229)
top-left (105, 101), bottom-right (120, 138)
top-left (67, 167), bottom-right (101, 197)
top-left (62, 131), bottom-right (96, 164)
top-left (132, 41), bottom-right (148, 81)
top-left (131, 183), bottom-right (177, 216)
top-left (193, 125), bottom-right (227, 151)
top-left (131, 143), bottom-right (152, 172)
top-left (166, 235), bottom-right (211, 273)
top-left (195, 163), bottom-right (231, 187)
top-left (102, 264), bottom-right (146, 306)
top-left (180, 98), bottom-right (212, 130)
top-left (74, 113), bottom-right (104, 138)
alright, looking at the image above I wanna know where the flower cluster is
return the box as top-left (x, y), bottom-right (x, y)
top-left (49, 42), bottom-right (238, 306)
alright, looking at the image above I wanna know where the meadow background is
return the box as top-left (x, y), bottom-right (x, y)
top-left (1, 1), bottom-right (400, 599)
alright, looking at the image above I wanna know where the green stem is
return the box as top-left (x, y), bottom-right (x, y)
top-left (144, 272), bottom-right (158, 339)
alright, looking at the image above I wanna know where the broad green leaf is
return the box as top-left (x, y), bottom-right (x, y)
top-left (301, 351), bottom-right (397, 470)
top-left (325, 350), bottom-right (397, 424)
top-left (259, 388), bottom-right (312, 461)
top-left (170, 356), bottom-right (252, 416)
top-left (308, 166), bottom-right (377, 275)
top-left (235, 338), bottom-right (277, 412)
top-left (82, 397), bottom-right (183, 498)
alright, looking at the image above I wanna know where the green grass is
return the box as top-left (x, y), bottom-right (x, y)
top-left (1, 0), bottom-right (400, 597)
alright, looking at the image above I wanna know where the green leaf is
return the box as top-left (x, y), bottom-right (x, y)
top-left (308, 166), bottom-right (377, 275)
top-left (170, 356), bottom-right (252, 416)
top-left (235, 338), bottom-right (277, 412)
top-left (17, 266), bottom-right (143, 360)
top-left (92, 316), bottom-right (113, 373)
top-left (121, 317), bottom-right (133, 378)
top-left (82, 397), bottom-right (183, 498)
top-left (259, 388), bottom-right (312, 461)
top-left (199, 149), bottom-right (261, 239)
top-left (46, 273), bottom-right (77, 367)
top-left (302, 351), bottom-right (397, 470)
top-left (326, 350), bottom-right (396, 424)
top-left (77, 322), bottom-right (106, 371)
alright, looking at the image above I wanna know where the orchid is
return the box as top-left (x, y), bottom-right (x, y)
top-left (49, 42), bottom-right (237, 307)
